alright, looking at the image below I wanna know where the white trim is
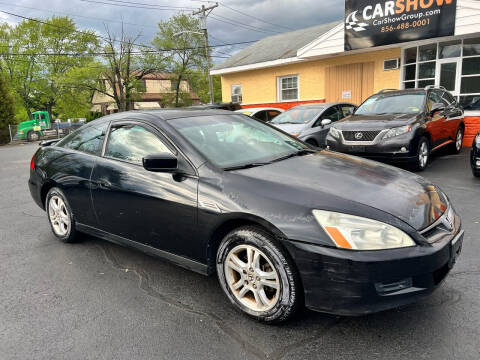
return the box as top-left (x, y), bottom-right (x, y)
top-left (211, 57), bottom-right (304, 75)
top-left (277, 74), bottom-right (299, 102)
top-left (465, 110), bottom-right (480, 116)
top-left (296, 23), bottom-right (343, 57)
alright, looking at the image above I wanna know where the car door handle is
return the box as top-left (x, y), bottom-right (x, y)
top-left (96, 179), bottom-right (112, 190)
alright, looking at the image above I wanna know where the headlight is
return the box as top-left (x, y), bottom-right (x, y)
top-left (383, 125), bottom-right (412, 140)
top-left (329, 127), bottom-right (340, 138)
top-left (312, 210), bottom-right (415, 250)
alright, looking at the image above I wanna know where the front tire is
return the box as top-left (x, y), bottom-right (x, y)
top-left (411, 137), bottom-right (430, 172)
top-left (27, 131), bottom-right (40, 142)
top-left (46, 187), bottom-right (77, 243)
top-left (216, 226), bottom-right (301, 323)
top-left (473, 168), bottom-right (480, 178)
top-left (451, 126), bottom-right (464, 154)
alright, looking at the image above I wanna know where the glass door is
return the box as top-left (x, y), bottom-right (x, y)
top-left (436, 59), bottom-right (461, 96)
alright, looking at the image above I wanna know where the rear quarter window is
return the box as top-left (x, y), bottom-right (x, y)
top-left (56, 122), bottom-right (108, 156)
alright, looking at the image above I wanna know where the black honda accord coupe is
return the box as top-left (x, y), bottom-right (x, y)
top-left (29, 110), bottom-right (463, 323)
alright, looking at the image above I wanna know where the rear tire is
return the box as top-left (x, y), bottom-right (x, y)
top-left (46, 187), bottom-right (78, 243)
top-left (216, 226), bottom-right (301, 323)
top-left (451, 126), bottom-right (464, 154)
top-left (411, 137), bottom-right (430, 172)
top-left (27, 131), bottom-right (40, 142)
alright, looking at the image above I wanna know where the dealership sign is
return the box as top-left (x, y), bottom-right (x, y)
top-left (344, 0), bottom-right (457, 51)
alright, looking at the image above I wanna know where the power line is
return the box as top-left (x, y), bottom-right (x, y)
top-left (217, 2), bottom-right (294, 31)
top-left (79, 0), bottom-right (194, 12)
top-left (79, 0), bottom-right (282, 35)
top-left (0, 2), bottom-right (159, 30)
top-left (0, 9), bottom-right (157, 50)
top-left (91, 0), bottom-right (195, 10)
top-left (192, 0), bottom-right (293, 32)
top-left (209, 14), bottom-right (281, 35)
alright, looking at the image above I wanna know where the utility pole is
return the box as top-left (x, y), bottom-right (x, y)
top-left (193, 3), bottom-right (218, 105)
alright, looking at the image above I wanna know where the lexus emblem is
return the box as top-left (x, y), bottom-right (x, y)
top-left (355, 132), bottom-right (363, 140)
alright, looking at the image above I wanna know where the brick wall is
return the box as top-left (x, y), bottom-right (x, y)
top-left (464, 113), bottom-right (480, 147)
top-left (241, 99), bottom-right (326, 111)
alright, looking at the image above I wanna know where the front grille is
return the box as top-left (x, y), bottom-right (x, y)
top-left (342, 130), bottom-right (381, 142)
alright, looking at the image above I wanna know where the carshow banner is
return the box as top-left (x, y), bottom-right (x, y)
top-left (345, 0), bottom-right (457, 51)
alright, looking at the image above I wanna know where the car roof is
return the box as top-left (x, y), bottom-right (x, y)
top-left (88, 109), bottom-right (238, 125)
top-left (235, 107), bottom-right (284, 112)
top-left (288, 102), bottom-right (353, 110)
top-left (374, 88), bottom-right (428, 96)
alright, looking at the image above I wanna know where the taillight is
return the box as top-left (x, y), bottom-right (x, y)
top-left (30, 154), bottom-right (36, 170)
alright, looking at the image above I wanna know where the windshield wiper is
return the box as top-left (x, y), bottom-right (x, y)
top-left (224, 162), bottom-right (271, 171)
top-left (270, 149), bottom-right (316, 163)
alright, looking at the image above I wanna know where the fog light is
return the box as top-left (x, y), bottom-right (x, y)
top-left (375, 278), bottom-right (412, 295)
top-left (476, 160), bottom-right (480, 167)
top-left (400, 147), bottom-right (408, 153)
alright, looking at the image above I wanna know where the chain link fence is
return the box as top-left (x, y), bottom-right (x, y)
top-left (8, 123), bottom-right (85, 144)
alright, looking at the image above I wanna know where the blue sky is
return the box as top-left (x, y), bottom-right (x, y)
top-left (0, 0), bottom-right (345, 60)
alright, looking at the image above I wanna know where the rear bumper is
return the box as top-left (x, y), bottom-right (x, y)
top-left (28, 172), bottom-right (44, 210)
top-left (284, 229), bottom-right (463, 316)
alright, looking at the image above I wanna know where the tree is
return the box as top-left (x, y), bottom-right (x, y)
top-left (0, 17), bottom-right (99, 119)
top-left (153, 14), bottom-right (206, 107)
top-left (187, 69), bottom-right (221, 104)
top-left (73, 24), bottom-right (167, 113)
top-left (0, 75), bottom-right (15, 144)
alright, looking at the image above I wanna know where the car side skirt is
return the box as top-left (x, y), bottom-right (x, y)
top-left (76, 223), bottom-right (209, 276)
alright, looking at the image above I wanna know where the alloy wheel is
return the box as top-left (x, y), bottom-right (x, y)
top-left (48, 195), bottom-right (71, 236)
top-left (224, 244), bottom-right (280, 312)
top-left (419, 141), bottom-right (429, 169)
top-left (456, 129), bottom-right (463, 152)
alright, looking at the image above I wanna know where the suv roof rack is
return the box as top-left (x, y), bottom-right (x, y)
top-left (424, 85), bottom-right (446, 91)
top-left (377, 89), bottom-right (398, 94)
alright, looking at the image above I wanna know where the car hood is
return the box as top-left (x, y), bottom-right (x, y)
top-left (234, 151), bottom-right (447, 231)
top-left (271, 123), bottom-right (306, 134)
top-left (334, 114), bottom-right (418, 130)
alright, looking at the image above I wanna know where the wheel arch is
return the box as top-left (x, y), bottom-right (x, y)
top-left (40, 180), bottom-right (59, 209)
top-left (206, 214), bottom-right (289, 273)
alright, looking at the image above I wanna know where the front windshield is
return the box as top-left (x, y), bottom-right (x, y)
top-left (170, 115), bottom-right (309, 168)
top-left (270, 108), bottom-right (324, 124)
top-left (355, 93), bottom-right (425, 115)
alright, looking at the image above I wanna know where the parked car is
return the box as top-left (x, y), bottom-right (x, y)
top-left (188, 102), bottom-right (242, 111)
top-left (270, 103), bottom-right (356, 147)
top-left (29, 110), bottom-right (463, 323)
top-left (326, 87), bottom-right (464, 171)
top-left (235, 107), bottom-right (283, 122)
top-left (471, 131), bottom-right (480, 177)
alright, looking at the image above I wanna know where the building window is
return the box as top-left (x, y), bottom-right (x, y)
top-left (278, 75), bottom-right (299, 101)
top-left (231, 84), bottom-right (242, 103)
top-left (402, 38), bottom-right (480, 109)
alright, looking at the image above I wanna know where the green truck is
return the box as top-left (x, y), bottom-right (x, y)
top-left (14, 111), bottom-right (83, 142)
top-left (15, 111), bottom-right (52, 142)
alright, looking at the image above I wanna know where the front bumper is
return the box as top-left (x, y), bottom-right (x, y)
top-left (284, 227), bottom-right (463, 316)
top-left (326, 133), bottom-right (416, 163)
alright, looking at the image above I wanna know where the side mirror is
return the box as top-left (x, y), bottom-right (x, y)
top-left (143, 153), bottom-right (178, 173)
top-left (321, 119), bottom-right (332, 127)
top-left (430, 103), bottom-right (445, 116)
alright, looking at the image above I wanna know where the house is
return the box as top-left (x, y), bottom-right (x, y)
top-left (91, 73), bottom-right (201, 115)
top-left (212, 0), bottom-right (480, 146)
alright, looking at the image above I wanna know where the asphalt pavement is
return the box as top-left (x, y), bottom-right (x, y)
top-left (0, 143), bottom-right (479, 360)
